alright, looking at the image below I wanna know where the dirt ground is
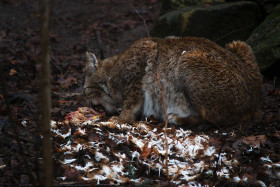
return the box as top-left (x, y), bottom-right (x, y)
top-left (0, 0), bottom-right (279, 186)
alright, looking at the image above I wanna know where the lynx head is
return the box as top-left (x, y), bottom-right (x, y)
top-left (83, 52), bottom-right (118, 114)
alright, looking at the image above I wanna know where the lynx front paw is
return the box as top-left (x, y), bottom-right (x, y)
top-left (168, 114), bottom-right (182, 125)
top-left (109, 116), bottom-right (132, 124)
top-left (168, 114), bottom-right (201, 126)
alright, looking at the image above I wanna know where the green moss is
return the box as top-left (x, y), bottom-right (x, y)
top-left (181, 9), bottom-right (196, 33)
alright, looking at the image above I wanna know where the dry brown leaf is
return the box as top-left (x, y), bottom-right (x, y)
top-left (243, 135), bottom-right (267, 147)
top-left (73, 128), bottom-right (87, 137)
top-left (57, 100), bottom-right (69, 105)
top-left (140, 147), bottom-right (152, 159)
top-left (9, 68), bottom-right (17, 76)
top-left (57, 77), bottom-right (77, 88)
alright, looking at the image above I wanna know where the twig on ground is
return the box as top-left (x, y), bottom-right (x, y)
top-left (239, 125), bottom-right (248, 137)
top-left (156, 70), bottom-right (169, 180)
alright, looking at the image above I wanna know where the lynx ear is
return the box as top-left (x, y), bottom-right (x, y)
top-left (85, 51), bottom-right (98, 78)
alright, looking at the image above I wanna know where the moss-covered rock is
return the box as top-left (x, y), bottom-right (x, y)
top-left (152, 1), bottom-right (261, 45)
top-left (161, 0), bottom-right (225, 14)
top-left (247, 3), bottom-right (280, 72)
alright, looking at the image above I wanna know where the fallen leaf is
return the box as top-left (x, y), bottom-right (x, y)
top-left (243, 135), bottom-right (267, 147)
top-left (273, 131), bottom-right (280, 138)
top-left (73, 128), bottom-right (87, 137)
top-left (140, 146), bottom-right (152, 159)
top-left (10, 59), bottom-right (18, 64)
top-left (57, 100), bottom-right (69, 105)
top-left (65, 111), bottom-right (82, 120)
top-left (57, 77), bottom-right (77, 88)
top-left (9, 68), bottom-right (17, 76)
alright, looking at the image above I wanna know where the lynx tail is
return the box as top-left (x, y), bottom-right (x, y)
top-left (225, 41), bottom-right (256, 64)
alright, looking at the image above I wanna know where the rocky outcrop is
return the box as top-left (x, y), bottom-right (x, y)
top-left (152, 1), bottom-right (261, 45)
top-left (161, 0), bottom-right (279, 15)
top-left (247, 3), bottom-right (280, 72)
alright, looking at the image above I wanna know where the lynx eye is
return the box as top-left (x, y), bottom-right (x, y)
top-left (100, 84), bottom-right (110, 95)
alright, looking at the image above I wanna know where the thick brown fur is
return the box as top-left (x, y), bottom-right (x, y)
top-left (84, 37), bottom-right (262, 126)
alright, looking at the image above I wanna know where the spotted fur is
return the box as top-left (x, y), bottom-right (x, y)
top-left (84, 37), bottom-right (262, 126)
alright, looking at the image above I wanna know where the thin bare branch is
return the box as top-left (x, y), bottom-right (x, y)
top-left (96, 30), bottom-right (105, 60)
top-left (215, 23), bottom-right (254, 42)
top-left (135, 10), bottom-right (150, 38)
top-left (156, 70), bottom-right (169, 180)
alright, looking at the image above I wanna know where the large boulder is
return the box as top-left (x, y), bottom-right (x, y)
top-left (248, 0), bottom-right (279, 14)
top-left (247, 3), bottom-right (280, 73)
top-left (160, 0), bottom-right (225, 14)
top-left (152, 1), bottom-right (261, 45)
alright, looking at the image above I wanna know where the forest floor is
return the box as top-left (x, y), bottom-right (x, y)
top-left (0, 0), bottom-right (279, 186)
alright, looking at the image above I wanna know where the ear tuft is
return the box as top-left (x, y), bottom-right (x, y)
top-left (85, 52), bottom-right (98, 86)
top-left (85, 51), bottom-right (98, 76)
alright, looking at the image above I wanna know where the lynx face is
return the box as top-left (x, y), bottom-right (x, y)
top-left (84, 83), bottom-right (117, 114)
top-left (83, 52), bottom-right (120, 114)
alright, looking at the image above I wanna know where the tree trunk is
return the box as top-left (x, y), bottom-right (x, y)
top-left (40, 0), bottom-right (53, 186)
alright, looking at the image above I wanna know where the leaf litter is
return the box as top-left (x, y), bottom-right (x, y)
top-left (46, 107), bottom-right (280, 186)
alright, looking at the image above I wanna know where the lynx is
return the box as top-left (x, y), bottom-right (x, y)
top-left (84, 37), bottom-right (262, 126)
